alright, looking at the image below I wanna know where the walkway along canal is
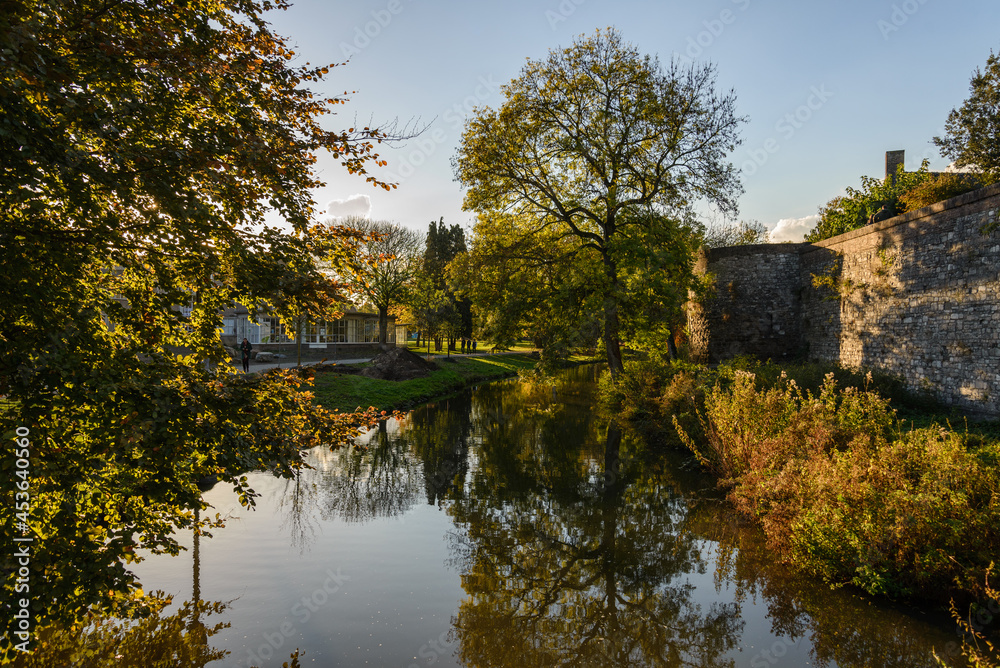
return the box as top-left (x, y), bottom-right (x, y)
top-left (131, 365), bottom-right (967, 667)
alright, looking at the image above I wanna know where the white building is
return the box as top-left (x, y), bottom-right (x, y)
top-left (221, 305), bottom-right (406, 353)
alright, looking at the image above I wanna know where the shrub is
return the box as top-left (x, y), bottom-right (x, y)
top-left (900, 172), bottom-right (981, 210)
top-left (789, 427), bottom-right (1000, 597)
top-left (935, 565), bottom-right (1000, 667)
top-left (672, 367), bottom-right (1000, 599)
top-left (597, 358), bottom-right (712, 446)
top-left (677, 370), bottom-right (894, 483)
top-left (806, 163), bottom-right (934, 242)
top-left (608, 354), bottom-right (1000, 600)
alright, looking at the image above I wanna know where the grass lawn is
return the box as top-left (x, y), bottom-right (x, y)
top-left (403, 340), bottom-right (539, 356)
top-left (312, 353), bottom-right (544, 413)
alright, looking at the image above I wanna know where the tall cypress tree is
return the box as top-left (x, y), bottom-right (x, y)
top-left (421, 218), bottom-right (472, 347)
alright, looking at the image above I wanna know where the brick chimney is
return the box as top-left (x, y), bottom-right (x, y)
top-left (885, 150), bottom-right (905, 184)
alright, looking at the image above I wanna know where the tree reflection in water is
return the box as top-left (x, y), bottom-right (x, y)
top-left (275, 420), bottom-right (426, 548)
top-left (273, 391), bottom-right (476, 554)
top-left (273, 365), bottom-right (962, 667)
top-left (8, 597), bottom-right (230, 668)
top-left (444, 371), bottom-right (743, 667)
top-left (441, 367), bottom-right (959, 668)
top-left (696, 502), bottom-right (960, 668)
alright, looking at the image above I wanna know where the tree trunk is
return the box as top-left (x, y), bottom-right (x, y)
top-left (378, 306), bottom-right (390, 351)
top-left (296, 316), bottom-right (302, 367)
top-left (602, 254), bottom-right (624, 379)
top-left (603, 305), bottom-right (624, 378)
top-left (666, 328), bottom-right (679, 361)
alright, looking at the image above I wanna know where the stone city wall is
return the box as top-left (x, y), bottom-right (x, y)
top-left (688, 243), bottom-right (809, 363)
top-left (690, 183), bottom-right (1000, 416)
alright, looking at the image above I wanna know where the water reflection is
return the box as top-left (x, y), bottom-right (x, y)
top-left (402, 367), bottom-right (956, 667)
top-left (440, 372), bottom-right (743, 666)
top-left (277, 389), bottom-right (478, 539)
top-left (116, 364), bottom-right (963, 667)
top-left (402, 394), bottom-right (474, 505)
top-left (10, 597), bottom-right (230, 668)
top-left (704, 517), bottom-right (961, 668)
top-left (277, 419), bottom-right (426, 547)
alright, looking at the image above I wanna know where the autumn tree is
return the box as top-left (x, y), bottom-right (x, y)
top-left (0, 0), bottom-right (404, 655)
top-left (934, 50), bottom-right (1000, 185)
top-left (454, 29), bottom-right (744, 377)
top-left (329, 217), bottom-right (423, 349)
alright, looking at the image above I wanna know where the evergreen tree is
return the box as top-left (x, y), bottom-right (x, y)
top-left (417, 218), bottom-right (472, 349)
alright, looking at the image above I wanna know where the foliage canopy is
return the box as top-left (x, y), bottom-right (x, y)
top-left (806, 163), bottom-right (932, 242)
top-left (806, 162), bottom-right (982, 242)
top-left (454, 28), bottom-right (744, 375)
top-left (330, 217), bottom-right (423, 347)
top-left (934, 50), bottom-right (1000, 185)
top-left (0, 0), bottom-right (398, 655)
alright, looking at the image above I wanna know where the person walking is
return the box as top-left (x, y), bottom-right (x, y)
top-left (240, 337), bottom-right (253, 373)
top-left (472, 339), bottom-right (477, 353)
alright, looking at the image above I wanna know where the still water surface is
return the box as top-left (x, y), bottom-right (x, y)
top-left (134, 366), bottom-right (965, 667)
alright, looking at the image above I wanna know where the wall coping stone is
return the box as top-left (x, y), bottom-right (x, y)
top-left (698, 182), bottom-right (1000, 264)
top-left (703, 242), bottom-right (812, 262)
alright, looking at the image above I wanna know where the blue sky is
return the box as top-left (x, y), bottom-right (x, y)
top-left (264, 0), bottom-right (1000, 241)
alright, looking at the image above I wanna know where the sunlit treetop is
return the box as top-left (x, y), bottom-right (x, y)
top-left (453, 28), bottom-right (745, 376)
top-left (1, 0), bottom-right (399, 255)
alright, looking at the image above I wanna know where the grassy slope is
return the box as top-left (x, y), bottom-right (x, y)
top-left (312, 353), bottom-right (544, 413)
top-left (403, 340), bottom-right (540, 355)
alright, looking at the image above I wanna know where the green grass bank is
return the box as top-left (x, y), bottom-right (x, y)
top-left (312, 352), bottom-right (598, 414)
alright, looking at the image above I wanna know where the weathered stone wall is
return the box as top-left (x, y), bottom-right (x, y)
top-left (690, 183), bottom-right (1000, 416)
top-left (688, 244), bottom-right (809, 363)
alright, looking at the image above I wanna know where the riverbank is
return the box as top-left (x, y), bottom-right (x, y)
top-left (312, 351), bottom-right (600, 413)
top-left (600, 356), bottom-right (1000, 609)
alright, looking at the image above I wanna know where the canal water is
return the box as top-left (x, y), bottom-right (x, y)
top-left (133, 365), bottom-right (967, 667)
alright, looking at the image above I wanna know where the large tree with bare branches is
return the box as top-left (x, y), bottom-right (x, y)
top-left (337, 217), bottom-right (423, 348)
top-left (454, 28), bottom-right (744, 376)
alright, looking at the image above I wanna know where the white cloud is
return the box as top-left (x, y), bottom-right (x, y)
top-left (944, 161), bottom-right (976, 173)
top-left (326, 194), bottom-right (372, 219)
top-left (770, 214), bottom-right (818, 243)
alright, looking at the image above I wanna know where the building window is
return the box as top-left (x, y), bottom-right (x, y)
top-left (329, 319), bottom-right (348, 342)
top-left (256, 315), bottom-right (379, 344)
top-left (261, 316), bottom-right (295, 344)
